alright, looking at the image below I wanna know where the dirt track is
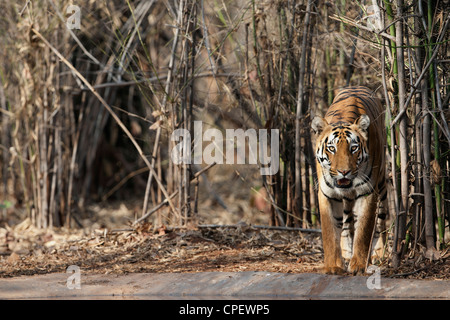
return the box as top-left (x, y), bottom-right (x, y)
top-left (2, 204), bottom-right (450, 301)
top-left (1, 271), bottom-right (450, 300)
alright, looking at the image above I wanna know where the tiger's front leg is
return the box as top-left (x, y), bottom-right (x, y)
top-left (349, 193), bottom-right (378, 274)
top-left (318, 190), bottom-right (345, 275)
top-left (371, 182), bottom-right (388, 262)
top-left (341, 199), bottom-right (355, 262)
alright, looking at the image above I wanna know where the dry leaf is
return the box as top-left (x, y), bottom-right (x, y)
top-left (6, 252), bottom-right (20, 265)
top-left (149, 119), bottom-right (162, 131)
top-left (430, 159), bottom-right (441, 185)
top-left (425, 247), bottom-right (441, 261)
top-left (248, 69), bottom-right (258, 82)
top-left (151, 110), bottom-right (163, 118)
top-left (158, 225), bottom-right (166, 236)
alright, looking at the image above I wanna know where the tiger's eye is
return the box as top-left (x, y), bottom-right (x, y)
top-left (328, 146), bottom-right (335, 153)
top-left (351, 145), bottom-right (358, 152)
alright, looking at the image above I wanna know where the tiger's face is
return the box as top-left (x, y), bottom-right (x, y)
top-left (311, 115), bottom-right (370, 189)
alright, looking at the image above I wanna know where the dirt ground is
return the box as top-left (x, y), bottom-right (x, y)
top-left (1, 200), bottom-right (449, 280)
top-left (0, 214), bottom-right (322, 277)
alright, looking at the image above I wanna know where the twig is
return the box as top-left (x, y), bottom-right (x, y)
top-left (101, 167), bottom-right (150, 202)
top-left (330, 14), bottom-right (396, 42)
top-left (80, 73), bottom-right (238, 91)
top-left (18, 0), bottom-right (31, 16)
top-left (388, 267), bottom-right (426, 278)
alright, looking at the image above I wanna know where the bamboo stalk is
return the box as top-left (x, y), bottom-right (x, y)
top-left (412, 11), bottom-right (424, 250)
top-left (392, 0), bottom-right (409, 268)
top-left (427, 0), bottom-right (444, 249)
top-left (295, 0), bottom-right (313, 227)
top-left (422, 77), bottom-right (435, 252)
top-left (0, 72), bottom-right (9, 213)
top-left (180, 0), bottom-right (197, 224)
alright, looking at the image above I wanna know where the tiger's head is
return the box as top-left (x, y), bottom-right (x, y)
top-left (311, 115), bottom-right (370, 189)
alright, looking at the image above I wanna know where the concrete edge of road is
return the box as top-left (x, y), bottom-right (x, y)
top-left (0, 271), bottom-right (448, 299)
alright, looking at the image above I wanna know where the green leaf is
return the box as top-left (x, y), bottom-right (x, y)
top-left (0, 200), bottom-right (12, 209)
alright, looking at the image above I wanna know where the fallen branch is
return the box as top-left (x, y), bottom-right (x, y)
top-left (388, 267), bottom-right (427, 278)
top-left (197, 224), bottom-right (322, 234)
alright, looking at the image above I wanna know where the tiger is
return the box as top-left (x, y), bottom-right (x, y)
top-left (311, 86), bottom-right (388, 275)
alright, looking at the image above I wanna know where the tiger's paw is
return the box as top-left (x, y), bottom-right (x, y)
top-left (321, 266), bottom-right (346, 275)
top-left (348, 257), bottom-right (366, 275)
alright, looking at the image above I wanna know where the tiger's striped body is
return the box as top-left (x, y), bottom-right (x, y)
top-left (311, 86), bottom-right (387, 274)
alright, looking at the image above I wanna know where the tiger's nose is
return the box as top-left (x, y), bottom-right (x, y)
top-left (338, 169), bottom-right (350, 176)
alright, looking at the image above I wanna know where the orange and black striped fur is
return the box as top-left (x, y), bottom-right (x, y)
top-left (311, 86), bottom-right (387, 275)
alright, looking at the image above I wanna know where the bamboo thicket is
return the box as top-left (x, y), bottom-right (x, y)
top-left (0, 0), bottom-right (449, 269)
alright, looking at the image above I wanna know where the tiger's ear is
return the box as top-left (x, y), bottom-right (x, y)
top-left (356, 114), bottom-right (370, 131)
top-left (311, 117), bottom-right (328, 135)
top-left (355, 115), bottom-right (370, 139)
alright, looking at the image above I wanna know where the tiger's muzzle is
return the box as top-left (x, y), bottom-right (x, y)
top-left (334, 169), bottom-right (354, 188)
top-left (335, 178), bottom-right (352, 188)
